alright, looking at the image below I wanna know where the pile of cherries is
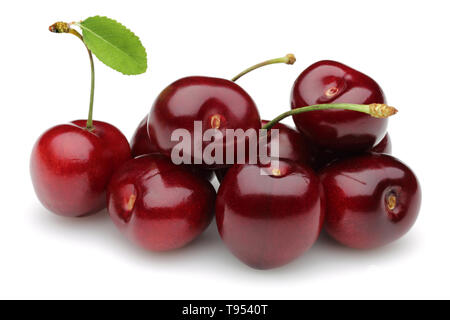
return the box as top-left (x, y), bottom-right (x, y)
top-left (30, 59), bottom-right (421, 270)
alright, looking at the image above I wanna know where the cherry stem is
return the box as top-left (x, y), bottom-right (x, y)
top-left (262, 103), bottom-right (398, 130)
top-left (49, 22), bottom-right (95, 130)
top-left (231, 54), bottom-right (296, 82)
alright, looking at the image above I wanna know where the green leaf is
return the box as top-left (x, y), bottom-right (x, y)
top-left (77, 16), bottom-right (147, 75)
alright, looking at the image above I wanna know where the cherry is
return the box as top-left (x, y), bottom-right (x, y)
top-left (147, 76), bottom-right (261, 169)
top-left (31, 20), bottom-right (140, 217)
top-left (107, 154), bottom-right (216, 251)
top-left (30, 120), bottom-right (131, 217)
top-left (130, 114), bottom-right (214, 181)
top-left (260, 120), bottom-right (315, 166)
top-left (130, 115), bottom-right (159, 157)
top-left (216, 159), bottom-right (324, 269)
top-left (312, 132), bottom-right (392, 171)
top-left (147, 55), bottom-right (296, 169)
top-left (215, 119), bottom-right (315, 182)
top-left (291, 60), bottom-right (387, 152)
top-left (320, 153), bottom-right (421, 249)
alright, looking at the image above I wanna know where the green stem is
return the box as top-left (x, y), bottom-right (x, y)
top-left (49, 22), bottom-right (96, 131)
top-left (231, 54), bottom-right (296, 82)
top-left (86, 49), bottom-right (95, 130)
top-left (262, 103), bottom-right (397, 130)
top-left (68, 29), bottom-right (95, 130)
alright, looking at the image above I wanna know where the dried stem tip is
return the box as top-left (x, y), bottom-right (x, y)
top-left (369, 103), bottom-right (398, 118)
top-left (49, 22), bottom-right (71, 33)
top-left (285, 53), bottom-right (296, 65)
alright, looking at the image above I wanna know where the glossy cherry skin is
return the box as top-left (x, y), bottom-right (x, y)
top-left (320, 153), bottom-right (421, 249)
top-left (130, 115), bottom-right (159, 157)
top-left (312, 132), bottom-right (392, 171)
top-left (107, 154), bottom-right (216, 251)
top-left (260, 120), bottom-right (315, 166)
top-left (130, 114), bottom-right (214, 181)
top-left (30, 120), bottom-right (131, 217)
top-left (215, 120), bottom-right (315, 183)
top-left (291, 60), bottom-right (387, 152)
top-left (216, 159), bottom-right (324, 269)
top-left (147, 76), bottom-right (261, 169)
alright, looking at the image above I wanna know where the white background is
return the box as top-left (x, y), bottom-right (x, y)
top-left (0, 0), bottom-right (449, 299)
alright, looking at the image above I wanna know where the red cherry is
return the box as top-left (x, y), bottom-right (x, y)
top-left (291, 60), bottom-right (387, 152)
top-left (131, 114), bottom-right (214, 181)
top-left (30, 120), bottom-right (131, 217)
top-left (215, 120), bottom-right (315, 182)
top-left (216, 160), bottom-right (324, 269)
top-left (260, 120), bottom-right (315, 166)
top-left (107, 154), bottom-right (216, 251)
top-left (320, 153), bottom-right (421, 249)
top-left (147, 76), bottom-right (261, 169)
top-left (312, 132), bottom-right (392, 171)
top-left (130, 116), bottom-right (159, 157)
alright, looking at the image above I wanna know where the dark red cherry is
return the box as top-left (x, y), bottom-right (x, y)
top-left (131, 114), bottom-right (214, 181)
top-left (291, 60), bottom-right (387, 152)
top-left (30, 120), bottom-right (131, 217)
top-left (312, 132), bottom-right (392, 171)
top-left (320, 153), bottom-right (421, 249)
top-left (107, 154), bottom-right (216, 251)
top-left (215, 120), bottom-right (315, 182)
top-left (130, 115), bottom-right (159, 157)
top-left (147, 76), bottom-right (261, 169)
top-left (260, 120), bottom-right (315, 166)
top-left (216, 159), bottom-right (324, 269)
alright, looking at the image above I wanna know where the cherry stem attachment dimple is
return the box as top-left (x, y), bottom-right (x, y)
top-left (49, 22), bottom-right (95, 130)
top-left (387, 193), bottom-right (397, 211)
top-left (262, 103), bottom-right (398, 130)
top-left (231, 54), bottom-right (296, 82)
